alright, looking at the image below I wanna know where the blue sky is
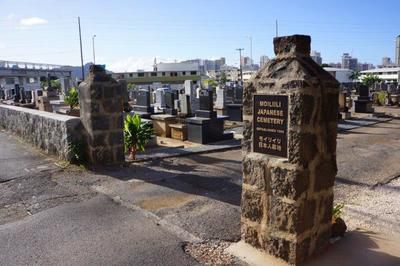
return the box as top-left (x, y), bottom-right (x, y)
top-left (1, 0), bottom-right (399, 71)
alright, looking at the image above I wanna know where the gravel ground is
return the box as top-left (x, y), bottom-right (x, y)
top-left (340, 178), bottom-right (400, 234)
top-left (184, 241), bottom-right (241, 265)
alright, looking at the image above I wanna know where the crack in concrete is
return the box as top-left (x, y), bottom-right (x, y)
top-left (371, 172), bottom-right (400, 189)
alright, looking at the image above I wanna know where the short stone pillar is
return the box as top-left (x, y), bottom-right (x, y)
top-left (241, 35), bottom-right (339, 265)
top-left (78, 65), bottom-right (125, 165)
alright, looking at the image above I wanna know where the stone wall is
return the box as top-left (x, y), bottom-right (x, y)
top-left (241, 35), bottom-right (339, 265)
top-left (0, 104), bottom-right (83, 160)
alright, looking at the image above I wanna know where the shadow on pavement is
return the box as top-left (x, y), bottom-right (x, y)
top-left (93, 153), bottom-right (243, 206)
top-left (306, 230), bottom-right (400, 266)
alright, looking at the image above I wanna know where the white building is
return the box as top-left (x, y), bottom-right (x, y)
top-left (242, 70), bottom-right (257, 82)
top-left (360, 67), bottom-right (400, 83)
top-left (311, 51), bottom-right (322, 65)
top-left (323, 67), bottom-right (353, 84)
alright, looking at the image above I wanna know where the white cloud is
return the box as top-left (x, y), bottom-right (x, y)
top-left (19, 17), bottom-right (48, 27)
top-left (107, 56), bottom-right (179, 72)
top-left (6, 13), bottom-right (15, 20)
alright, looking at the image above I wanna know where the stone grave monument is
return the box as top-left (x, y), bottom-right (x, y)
top-left (354, 85), bottom-right (374, 113)
top-left (215, 86), bottom-right (227, 116)
top-left (164, 90), bottom-right (178, 115)
top-left (184, 80), bottom-right (199, 114)
top-left (241, 35), bottom-right (339, 265)
top-left (133, 89), bottom-right (154, 118)
top-left (186, 88), bottom-right (233, 144)
top-left (338, 92), bottom-right (351, 119)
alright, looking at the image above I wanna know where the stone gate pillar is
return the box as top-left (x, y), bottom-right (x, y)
top-left (241, 35), bottom-right (339, 265)
top-left (78, 65), bottom-right (125, 165)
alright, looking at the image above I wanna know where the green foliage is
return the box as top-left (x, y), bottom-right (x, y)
top-left (333, 204), bottom-right (344, 219)
top-left (220, 72), bottom-right (227, 84)
top-left (362, 74), bottom-right (381, 87)
top-left (127, 83), bottom-right (136, 90)
top-left (377, 91), bottom-right (388, 106)
top-left (321, 63), bottom-right (330, 68)
top-left (124, 114), bottom-right (153, 152)
top-left (64, 87), bottom-right (79, 110)
top-left (68, 140), bottom-right (86, 165)
top-left (349, 71), bottom-right (360, 81)
top-left (203, 79), bottom-right (218, 88)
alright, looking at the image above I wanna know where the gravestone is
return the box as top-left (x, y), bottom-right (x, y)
top-left (215, 86), bottom-right (226, 109)
top-left (233, 86), bottom-right (243, 104)
top-left (78, 65), bottom-right (125, 165)
top-left (354, 85), bottom-right (374, 113)
top-left (13, 85), bottom-right (20, 103)
top-left (186, 88), bottom-right (233, 144)
top-left (154, 87), bottom-right (169, 111)
top-left (179, 94), bottom-right (191, 117)
top-left (133, 89), bottom-right (154, 118)
top-left (184, 80), bottom-right (199, 113)
top-left (164, 90), bottom-right (177, 115)
top-left (241, 35), bottom-right (339, 265)
top-left (338, 92), bottom-right (351, 119)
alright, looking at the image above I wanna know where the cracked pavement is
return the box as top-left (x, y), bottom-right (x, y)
top-left (0, 115), bottom-right (400, 265)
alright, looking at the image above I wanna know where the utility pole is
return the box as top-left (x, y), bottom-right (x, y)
top-left (92, 34), bottom-right (96, 65)
top-left (78, 16), bottom-right (84, 80)
top-left (275, 19), bottom-right (279, 37)
top-left (236, 48), bottom-right (244, 82)
top-left (249, 36), bottom-right (253, 66)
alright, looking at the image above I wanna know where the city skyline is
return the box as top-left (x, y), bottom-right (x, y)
top-left (1, 0), bottom-right (400, 72)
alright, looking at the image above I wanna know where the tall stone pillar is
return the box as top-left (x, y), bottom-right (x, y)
top-left (78, 65), bottom-right (125, 165)
top-left (241, 35), bottom-right (339, 265)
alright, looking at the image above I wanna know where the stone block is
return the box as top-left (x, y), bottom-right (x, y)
top-left (314, 160), bottom-right (337, 192)
top-left (241, 190), bottom-right (264, 223)
top-left (288, 132), bottom-right (318, 167)
top-left (270, 167), bottom-right (309, 200)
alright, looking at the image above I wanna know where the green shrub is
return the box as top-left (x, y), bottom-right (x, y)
top-left (64, 87), bottom-right (79, 111)
top-left (333, 204), bottom-right (344, 219)
top-left (377, 91), bottom-right (388, 106)
top-left (68, 140), bottom-right (86, 165)
top-left (124, 114), bottom-right (153, 159)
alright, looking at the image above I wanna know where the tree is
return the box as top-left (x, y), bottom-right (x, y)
top-left (321, 63), bottom-right (330, 68)
top-left (362, 74), bottom-right (381, 88)
top-left (124, 114), bottom-right (153, 160)
top-left (220, 71), bottom-right (227, 84)
top-left (349, 71), bottom-right (360, 81)
top-left (64, 87), bottom-right (79, 111)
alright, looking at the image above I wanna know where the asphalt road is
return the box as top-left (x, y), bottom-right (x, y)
top-left (0, 116), bottom-right (400, 265)
top-left (0, 195), bottom-right (197, 266)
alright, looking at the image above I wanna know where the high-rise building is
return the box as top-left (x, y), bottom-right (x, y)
top-left (382, 57), bottom-right (392, 66)
top-left (260, 55), bottom-right (269, 67)
top-left (310, 51), bottom-right (322, 65)
top-left (357, 63), bottom-right (374, 71)
top-left (396, 35), bottom-right (400, 66)
top-left (342, 53), bottom-right (358, 71)
top-left (241, 56), bottom-right (251, 66)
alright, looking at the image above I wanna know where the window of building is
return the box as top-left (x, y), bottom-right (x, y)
top-left (170, 72), bottom-right (178, 77)
top-left (151, 72), bottom-right (157, 77)
top-left (182, 71), bottom-right (186, 75)
top-left (5, 78), bottom-right (15, 85)
top-left (129, 73), bottom-right (133, 77)
top-left (162, 72), bottom-right (166, 76)
top-left (138, 72), bottom-right (145, 77)
top-left (190, 71), bottom-right (197, 75)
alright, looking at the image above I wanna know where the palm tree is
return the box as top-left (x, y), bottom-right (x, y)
top-left (124, 114), bottom-right (153, 160)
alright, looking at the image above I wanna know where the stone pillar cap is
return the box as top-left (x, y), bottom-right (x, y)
top-left (273, 35), bottom-right (311, 56)
top-left (89, 64), bottom-right (106, 74)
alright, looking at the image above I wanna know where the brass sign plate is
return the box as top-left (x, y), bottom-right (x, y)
top-left (253, 94), bottom-right (288, 158)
